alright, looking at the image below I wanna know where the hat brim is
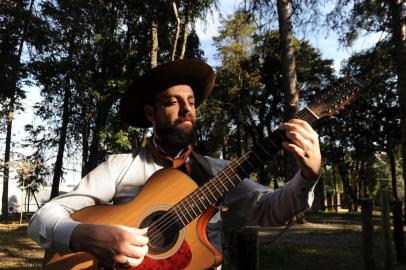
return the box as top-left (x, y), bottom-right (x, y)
top-left (120, 59), bottom-right (215, 127)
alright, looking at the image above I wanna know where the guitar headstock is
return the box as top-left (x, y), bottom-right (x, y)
top-left (308, 78), bottom-right (362, 119)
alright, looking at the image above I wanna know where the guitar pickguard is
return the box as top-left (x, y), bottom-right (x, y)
top-left (133, 240), bottom-right (192, 270)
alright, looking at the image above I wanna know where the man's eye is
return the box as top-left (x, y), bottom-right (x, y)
top-left (164, 100), bottom-right (177, 106)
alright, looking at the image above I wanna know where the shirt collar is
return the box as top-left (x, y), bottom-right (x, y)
top-left (152, 136), bottom-right (190, 159)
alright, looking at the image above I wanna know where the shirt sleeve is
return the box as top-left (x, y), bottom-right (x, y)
top-left (223, 171), bottom-right (317, 226)
top-left (205, 155), bottom-right (317, 227)
top-left (28, 154), bottom-right (133, 254)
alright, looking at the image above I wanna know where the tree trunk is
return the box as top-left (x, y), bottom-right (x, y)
top-left (1, 0), bottom-right (35, 216)
top-left (171, 1), bottom-right (181, 61)
top-left (277, 0), bottom-right (298, 120)
top-left (50, 87), bottom-right (71, 199)
top-left (236, 121), bottom-right (242, 157)
top-left (150, 19), bottom-right (158, 68)
top-left (388, 0), bottom-right (406, 221)
top-left (2, 100), bottom-right (14, 216)
top-left (140, 18), bottom-right (159, 147)
top-left (387, 148), bottom-right (399, 201)
top-left (86, 100), bottom-right (112, 172)
top-left (179, 1), bottom-right (190, 59)
top-left (338, 160), bottom-right (358, 211)
top-left (277, 0), bottom-right (299, 181)
top-left (81, 104), bottom-right (90, 177)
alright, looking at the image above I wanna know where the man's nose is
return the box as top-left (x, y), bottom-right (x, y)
top-left (179, 100), bottom-right (192, 115)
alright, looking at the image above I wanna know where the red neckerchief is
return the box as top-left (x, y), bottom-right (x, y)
top-left (147, 138), bottom-right (193, 175)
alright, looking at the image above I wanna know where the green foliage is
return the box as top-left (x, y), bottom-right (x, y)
top-left (326, 1), bottom-right (390, 46)
top-left (197, 10), bottom-right (335, 185)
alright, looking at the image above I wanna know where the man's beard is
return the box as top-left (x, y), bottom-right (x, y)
top-left (155, 118), bottom-right (197, 148)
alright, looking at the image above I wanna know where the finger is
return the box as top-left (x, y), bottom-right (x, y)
top-left (114, 254), bottom-right (129, 265)
top-left (288, 119), bottom-right (315, 133)
top-left (280, 122), bottom-right (314, 141)
top-left (126, 243), bottom-right (149, 259)
top-left (127, 256), bottom-right (144, 267)
top-left (285, 130), bottom-right (311, 150)
top-left (282, 141), bottom-right (308, 160)
top-left (121, 226), bottom-right (148, 235)
top-left (129, 234), bottom-right (149, 246)
top-left (120, 227), bottom-right (149, 246)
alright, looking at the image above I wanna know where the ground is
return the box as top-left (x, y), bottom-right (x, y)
top-left (0, 212), bottom-right (405, 270)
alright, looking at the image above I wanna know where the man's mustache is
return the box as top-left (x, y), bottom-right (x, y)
top-left (174, 115), bottom-right (195, 125)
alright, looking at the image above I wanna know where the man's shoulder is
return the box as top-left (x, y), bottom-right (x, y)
top-left (201, 155), bottom-right (231, 175)
top-left (105, 148), bottom-right (143, 164)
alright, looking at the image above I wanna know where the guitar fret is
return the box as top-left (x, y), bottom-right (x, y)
top-left (275, 130), bottom-right (287, 141)
top-left (205, 187), bottom-right (217, 204)
top-left (172, 209), bottom-right (186, 227)
top-left (215, 175), bottom-right (229, 191)
top-left (257, 143), bottom-right (272, 157)
top-left (267, 137), bottom-right (279, 149)
top-left (223, 173), bottom-right (236, 188)
top-left (201, 188), bottom-right (215, 205)
top-left (251, 150), bottom-right (265, 164)
top-left (194, 191), bottom-right (205, 212)
top-left (187, 197), bottom-right (198, 217)
top-left (181, 199), bottom-right (193, 222)
top-left (176, 204), bottom-right (188, 225)
top-left (191, 193), bottom-right (203, 213)
top-left (210, 180), bottom-right (223, 196)
top-left (228, 166), bottom-right (242, 182)
top-left (235, 159), bottom-right (248, 176)
top-left (243, 154), bottom-right (256, 170)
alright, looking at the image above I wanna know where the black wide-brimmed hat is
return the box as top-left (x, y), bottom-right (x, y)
top-left (120, 59), bottom-right (215, 127)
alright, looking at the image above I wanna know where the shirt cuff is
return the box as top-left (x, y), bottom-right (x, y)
top-left (53, 219), bottom-right (81, 254)
top-left (289, 170), bottom-right (318, 193)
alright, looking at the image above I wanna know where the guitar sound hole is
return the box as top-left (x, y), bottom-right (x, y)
top-left (140, 211), bottom-right (179, 255)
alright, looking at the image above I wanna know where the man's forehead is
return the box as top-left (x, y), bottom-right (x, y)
top-left (159, 84), bottom-right (195, 98)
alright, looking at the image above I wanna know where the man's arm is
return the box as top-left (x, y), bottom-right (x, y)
top-left (224, 171), bottom-right (317, 226)
top-left (28, 155), bottom-right (121, 252)
top-left (28, 153), bottom-right (149, 267)
top-left (209, 119), bottom-right (321, 226)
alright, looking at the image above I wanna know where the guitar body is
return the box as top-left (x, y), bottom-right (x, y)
top-left (43, 169), bottom-right (222, 270)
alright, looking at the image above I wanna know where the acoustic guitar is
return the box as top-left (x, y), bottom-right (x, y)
top-left (43, 79), bottom-right (360, 269)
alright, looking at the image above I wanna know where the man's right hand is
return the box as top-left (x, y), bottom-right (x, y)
top-left (70, 224), bottom-right (149, 267)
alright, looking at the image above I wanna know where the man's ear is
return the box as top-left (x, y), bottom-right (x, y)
top-left (144, 105), bottom-right (155, 123)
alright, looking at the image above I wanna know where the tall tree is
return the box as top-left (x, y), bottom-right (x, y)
top-left (327, 2), bottom-right (406, 237)
top-left (0, 0), bottom-right (40, 215)
top-left (388, 0), bottom-right (406, 224)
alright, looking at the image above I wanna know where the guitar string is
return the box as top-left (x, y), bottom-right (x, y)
top-left (146, 110), bottom-right (315, 242)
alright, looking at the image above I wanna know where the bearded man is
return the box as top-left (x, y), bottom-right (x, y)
top-left (28, 59), bottom-right (321, 269)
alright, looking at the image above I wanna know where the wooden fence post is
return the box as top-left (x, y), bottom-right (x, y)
top-left (391, 199), bottom-right (406, 264)
top-left (236, 227), bottom-right (259, 270)
top-left (361, 198), bottom-right (375, 270)
top-left (381, 189), bottom-right (394, 270)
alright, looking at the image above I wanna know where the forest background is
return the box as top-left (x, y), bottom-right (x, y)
top-left (0, 0), bottom-right (405, 227)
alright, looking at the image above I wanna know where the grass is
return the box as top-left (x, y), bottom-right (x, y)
top-left (1, 212), bottom-right (406, 270)
top-left (0, 219), bottom-right (43, 270)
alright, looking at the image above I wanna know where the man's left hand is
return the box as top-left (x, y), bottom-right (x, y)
top-left (279, 119), bottom-right (321, 181)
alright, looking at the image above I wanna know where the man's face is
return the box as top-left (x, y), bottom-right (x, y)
top-left (145, 84), bottom-right (197, 147)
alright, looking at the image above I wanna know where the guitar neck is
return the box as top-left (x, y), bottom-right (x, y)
top-left (164, 107), bottom-right (319, 229)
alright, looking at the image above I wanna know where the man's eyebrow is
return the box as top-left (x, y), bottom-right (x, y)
top-left (161, 93), bottom-right (195, 99)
